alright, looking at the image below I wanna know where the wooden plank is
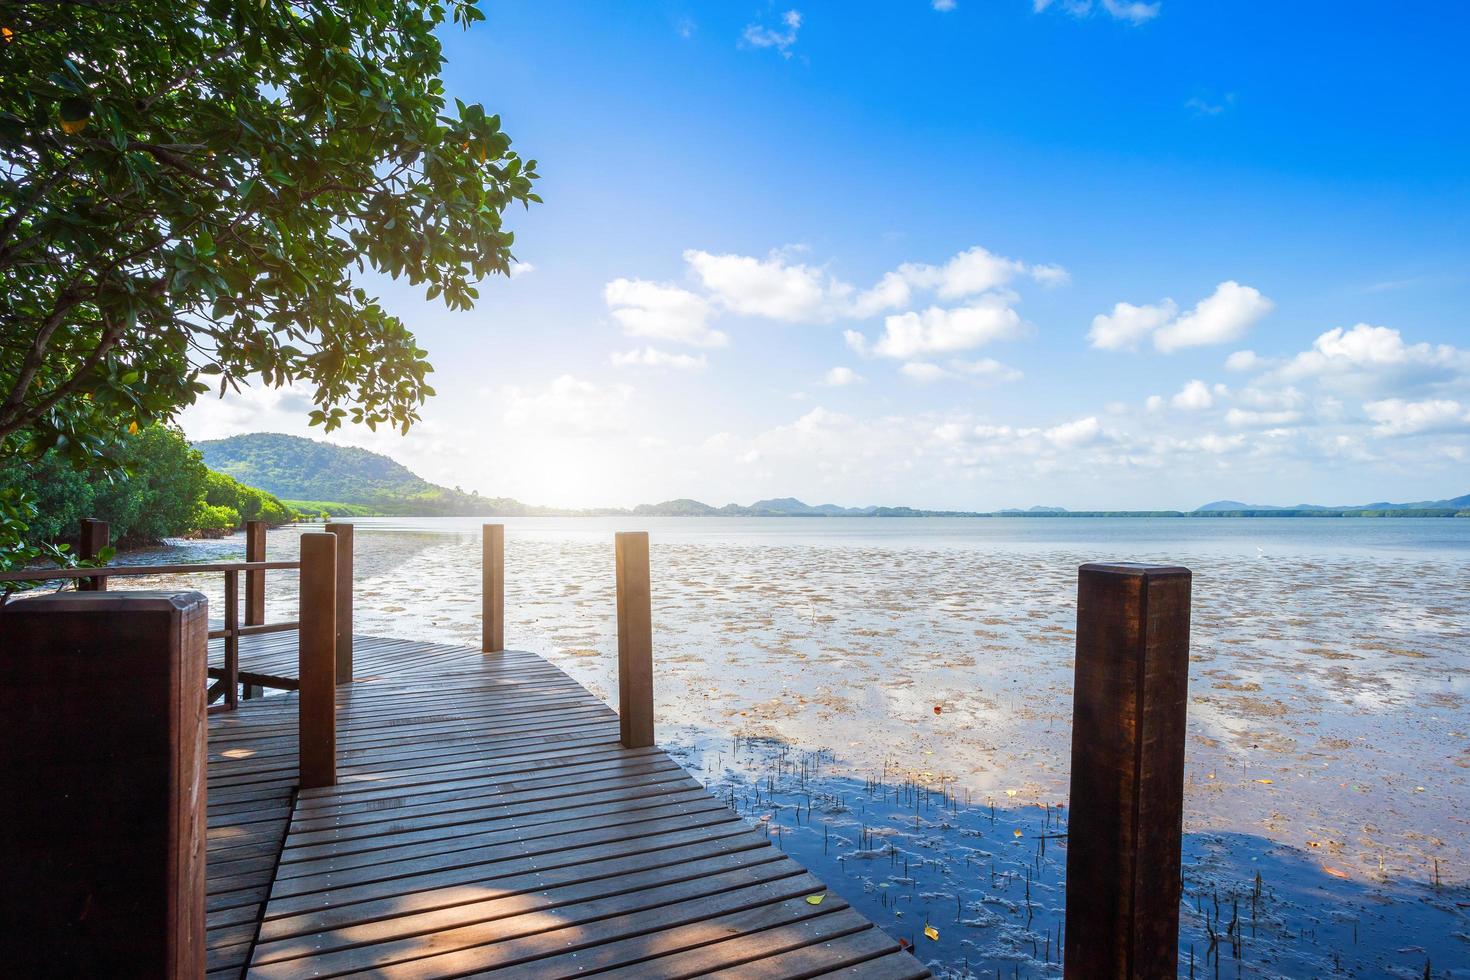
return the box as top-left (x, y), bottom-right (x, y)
top-left (189, 630), bottom-right (923, 980)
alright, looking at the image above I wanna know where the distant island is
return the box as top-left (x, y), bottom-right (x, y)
top-left (198, 433), bottom-right (1470, 520)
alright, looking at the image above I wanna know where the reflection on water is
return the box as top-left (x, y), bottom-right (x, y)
top-left (128, 517), bottom-right (1470, 975)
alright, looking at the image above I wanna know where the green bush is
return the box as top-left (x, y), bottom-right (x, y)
top-left (0, 426), bottom-right (297, 548)
top-left (192, 502), bottom-right (239, 538)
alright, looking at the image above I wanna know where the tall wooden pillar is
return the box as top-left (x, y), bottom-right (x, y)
top-left (244, 519), bottom-right (267, 626)
top-left (297, 533), bottom-right (338, 789)
top-left (614, 531), bottom-right (654, 748)
top-left (78, 517), bottom-right (109, 591)
top-left (482, 524), bottom-right (504, 653)
top-left (0, 591), bottom-right (208, 977)
top-left (1064, 562), bottom-right (1192, 978)
top-left (324, 523), bottom-right (354, 683)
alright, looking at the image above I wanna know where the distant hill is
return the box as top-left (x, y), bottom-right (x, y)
top-left (191, 433), bottom-right (1468, 520)
top-left (1195, 493), bottom-right (1469, 514)
top-left (196, 433), bottom-right (522, 516)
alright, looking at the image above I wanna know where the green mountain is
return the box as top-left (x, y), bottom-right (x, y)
top-left (196, 433), bottom-right (514, 516)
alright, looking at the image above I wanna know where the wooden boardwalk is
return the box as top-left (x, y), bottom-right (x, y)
top-left (205, 633), bottom-right (927, 980)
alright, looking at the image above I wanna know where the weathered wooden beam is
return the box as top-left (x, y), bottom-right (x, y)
top-left (1064, 562), bottom-right (1192, 979)
top-left (223, 569), bottom-right (239, 711)
top-left (244, 519), bottom-right (267, 625)
top-left (0, 591), bottom-right (208, 977)
top-left (324, 522), bottom-right (354, 683)
top-left (298, 532), bottom-right (338, 789)
top-left (482, 523), bottom-right (505, 653)
top-left (78, 517), bottom-right (109, 591)
top-left (614, 531), bottom-right (654, 748)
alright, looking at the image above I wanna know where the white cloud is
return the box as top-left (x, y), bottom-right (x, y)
top-left (1225, 349), bottom-right (1262, 371)
top-left (1102, 0), bottom-right (1160, 23)
top-left (1363, 398), bottom-right (1470, 436)
top-left (1171, 379), bottom-right (1214, 410)
top-left (933, 0), bottom-right (957, 9)
top-left (742, 10), bottom-right (802, 57)
top-left (508, 261), bottom-right (535, 278)
top-left (1145, 394), bottom-right (1165, 412)
top-left (1088, 299), bottom-right (1177, 350)
top-left (1030, 263), bottom-right (1071, 288)
top-left (822, 366), bottom-right (864, 387)
top-left (604, 278), bottom-right (726, 347)
top-left (873, 297), bottom-right (1025, 358)
top-left (501, 374), bottom-right (633, 436)
top-left (931, 246), bottom-right (1028, 299)
top-left (1154, 281), bottom-right (1274, 352)
top-left (611, 347), bottom-right (707, 370)
top-left (1225, 408), bottom-right (1301, 428)
top-left (950, 357), bottom-right (1024, 382)
top-left (1279, 324), bottom-right (1470, 395)
top-left (901, 362), bottom-right (953, 383)
top-left (684, 248), bottom-right (845, 322)
top-left (843, 329), bottom-right (870, 356)
top-left (1036, 0), bottom-right (1160, 24)
top-left (1090, 282), bottom-right (1272, 353)
top-left (1045, 416), bottom-right (1102, 448)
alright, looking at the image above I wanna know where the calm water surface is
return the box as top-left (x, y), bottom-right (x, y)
top-left (125, 517), bottom-right (1470, 977)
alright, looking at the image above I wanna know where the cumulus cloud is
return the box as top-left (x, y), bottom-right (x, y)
top-left (684, 248), bottom-right (847, 322)
top-left (1088, 299), bottom-right (1178, 350)
top-left (1090, 282), bottom-right (1272, 353)
top-left (822, 366), bottom-right (864, 386)
top-left (1045, 416), bottom-right (1102, 448)
top-left (1225, 350), bottom-right (1263, 371)
top-left (611, 347), bottom-right (707, 370)
top-left (950, 357), bottom-right (1024, 382)
top-left (1278, 324), bottom-right (1470, 395)
top-left (604, 278), bottom-right (726, 347)
top-left (1363, 398), bottom-right (1470, 436)
top-left (901, 362), bottom-right (952, 383)
top-left (742, 9), bottom-right (801, 57)
top-left (1171, 379), bottom-right (1214, 410)
top-left (873, 297), bottom-right (1025, 359)
top-left (1154, 281), bottom-right (1275, 352)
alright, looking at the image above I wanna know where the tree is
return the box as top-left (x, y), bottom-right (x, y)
top-left (0, 0), bottom-right (538, 469)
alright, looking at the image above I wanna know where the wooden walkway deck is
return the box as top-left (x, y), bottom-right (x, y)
top-left (205, 633), bottom-right (927, 980)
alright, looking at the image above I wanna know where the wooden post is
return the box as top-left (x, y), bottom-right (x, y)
top-left (0, 591), bottom-right (208, 977)
top-left (297, 532), bottom-right (337, 789)
top-left (482, 523), bottom-right (504, 653)
top-left (244, 519), bottom-right (266, 626)
top-left (324, 523), bottom-right (354, 683)
top-left (78, 517), bottom-right (109, 591)
top-left (1064, 562), bottom-right (1191, 979)
top-left (223, 569), bottom-right (240, 711)
top-left (614, 531), bottom-right (654, 748)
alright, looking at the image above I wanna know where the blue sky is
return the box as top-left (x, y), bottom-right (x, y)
top-left (181, 0), bottom-right (1470, 510)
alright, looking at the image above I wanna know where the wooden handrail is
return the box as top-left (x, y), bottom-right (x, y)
top-left (0, 560), bottom-right (300, 582)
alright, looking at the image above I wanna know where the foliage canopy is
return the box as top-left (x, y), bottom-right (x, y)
top-left (1, 0), bottom-right (538, 467)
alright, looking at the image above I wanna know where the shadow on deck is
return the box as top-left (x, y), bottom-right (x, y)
top-left (206, 632), bottom-right (927, 980)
